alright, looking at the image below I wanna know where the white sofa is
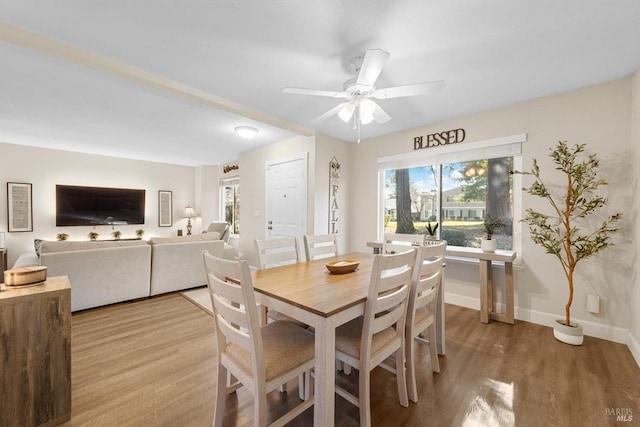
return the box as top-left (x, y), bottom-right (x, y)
top-left (148, 234), bottom-right (225, 296)
top-left (39, 240), bottom-right (152, 312)
top-left (13, 232), bottom-right (236, 312)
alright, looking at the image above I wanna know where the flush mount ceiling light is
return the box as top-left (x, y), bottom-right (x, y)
top-left (234, 126), bottom-right (259, 139)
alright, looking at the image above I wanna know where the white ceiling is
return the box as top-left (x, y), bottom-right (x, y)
top-left (1, 1), bottom-right (639, 166)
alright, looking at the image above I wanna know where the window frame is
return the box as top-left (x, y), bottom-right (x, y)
top-left (220, 177), bottom-right (240, 235)
top-left (377, 134), bottom-right (526, 263)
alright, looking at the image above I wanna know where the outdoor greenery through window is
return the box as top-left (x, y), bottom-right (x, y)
top-left (383, 157), bottom-right (514, 250)
top-left (221, 179), bottom-right (240, 234)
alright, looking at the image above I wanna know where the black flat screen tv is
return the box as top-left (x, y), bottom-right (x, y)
top-left (56, 185), bottom-right (146, 226)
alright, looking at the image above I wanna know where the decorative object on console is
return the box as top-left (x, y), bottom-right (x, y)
top-left (481, 215), bottom-right (505, 253)
top-left (88, 232), bottom-right (99, 241)
top-left (111, 231), bottom-right (122, 240)
top-left (425, 221), bottom-right (438, 239)
top-left (4, 265), bottom-right (47, 286)
top-left (158, 190), bottom-right (172, 227)
top-left (7, 182), bottom-right (33, 232)
top-left (0, 231), bottom-right (5, 248)
top-left (56, 233), bottom-right (70, 241)
top-left (183, 206), bottom-right (196, 235)
top-left (135, 229), bottom-right (144, 239)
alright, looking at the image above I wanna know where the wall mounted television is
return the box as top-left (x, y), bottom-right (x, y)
top-left (56, 185), bottom-right (146, 226)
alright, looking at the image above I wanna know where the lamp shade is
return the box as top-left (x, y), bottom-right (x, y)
top-left (183, 206), bottom-right (196, 218)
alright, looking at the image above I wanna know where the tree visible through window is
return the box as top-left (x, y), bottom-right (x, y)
top-left (384, 157), bottom-right (513, 250)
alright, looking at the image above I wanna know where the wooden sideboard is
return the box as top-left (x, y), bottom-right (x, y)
top-left (0, 276), bottom-right (72, 426)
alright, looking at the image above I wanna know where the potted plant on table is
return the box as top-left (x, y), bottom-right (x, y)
top-left (56, 233), bottom-right (70, 241)
top-left (518, 141), bottom-right (621, 345)
top-left (135, 229), bottom-right (145, 239)
top-left (481, 215), bottom-right (505, 252)
top-left (111, 230), bottom-right (122, 240)
top-left (87, 232), bottom-right (99, 241)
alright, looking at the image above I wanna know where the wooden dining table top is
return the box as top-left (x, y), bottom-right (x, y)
top-left (251, 251), bottom-right (374, 318)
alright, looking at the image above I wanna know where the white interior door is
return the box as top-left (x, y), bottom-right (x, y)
top-left (265, 154), bottom-right (307, 245)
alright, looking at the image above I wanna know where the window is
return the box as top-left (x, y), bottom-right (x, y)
top-left (221, 178), bottom-right (240, 234)
top-left (378, 134), bottom-right (525, 251)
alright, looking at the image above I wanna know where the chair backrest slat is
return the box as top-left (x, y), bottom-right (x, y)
top-left (304, 234), bottom-right (338, 261)
top-left (362, 249), bottom-right (416, 356)
top-left (383, 233), bottom-right (424, 255)
top-left (255, 236), bottom-right (300, 269)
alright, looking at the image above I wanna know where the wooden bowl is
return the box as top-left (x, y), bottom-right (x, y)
top-left (326, 260), bottom-right (359, 274)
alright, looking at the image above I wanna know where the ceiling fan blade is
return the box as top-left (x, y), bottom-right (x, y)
top-left (373, 80), bottom-right (445, 99)
top-left (372, 102), bottom-right (391, 124)
top-left (283, 87), bottom-right (346, 98)
top-left (356, 49), bottom-right (390, 86)
top-left (311, 103), bottom-right (348, 124)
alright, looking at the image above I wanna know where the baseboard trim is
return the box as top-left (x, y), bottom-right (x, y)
top-left (444, 292), bottom-right (629, 345)
top-left (628, 332), bottom-right (640, 368)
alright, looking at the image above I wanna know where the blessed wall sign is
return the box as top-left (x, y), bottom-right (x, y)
top-left (413, 128), bottom-right (466, 150)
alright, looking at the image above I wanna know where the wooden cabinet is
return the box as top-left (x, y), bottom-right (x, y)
top-left (0, 276), bottom-right (71, 426)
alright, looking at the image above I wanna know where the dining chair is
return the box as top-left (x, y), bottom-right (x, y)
top-left (254, 236), bottom-right (306, 326)
top-left (255, 236), bottom-right (301, 269)
top-left (406, 241), bottom-right (446, 403)
top-left (203, 250), bottom-right (315, 427)
top-left (382, 232), bottom-right (425, 254)
top-left (334, 249), bottom-right (417, 427)
top-left (303, 233), bottom-right (338, 261)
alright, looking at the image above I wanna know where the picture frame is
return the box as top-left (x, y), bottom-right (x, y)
top-left (158, 190), bottom-right (172, 227)
top-left (7, 182), bottom-right (33, 232)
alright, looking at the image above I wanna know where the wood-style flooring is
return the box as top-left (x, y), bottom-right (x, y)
top-left (61, 293), bottom-right (640, 426)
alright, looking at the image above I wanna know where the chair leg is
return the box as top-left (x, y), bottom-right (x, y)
top-left (359, 367), bottom-right (372, 427)
top-left (406, 331), bottom-right (418, 403)
top-left (428, 324), bottom-right (440, 373)
top-left (395, 346), bottom-right (409, 408)
top-left (213, 363), bottom-right (227, 427)
top-left (343, 362), bottom-right (352, 375)
top-left (298, 374), bottom-right (305, 400)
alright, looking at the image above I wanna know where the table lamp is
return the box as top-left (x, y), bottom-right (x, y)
top-left (183, 206), bottom-right (196, 235)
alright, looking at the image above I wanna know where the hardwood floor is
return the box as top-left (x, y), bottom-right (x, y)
top-left (61, 293), bottom-right (640, 426)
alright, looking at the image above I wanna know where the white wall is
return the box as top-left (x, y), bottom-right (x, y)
top-left (314, 133), bottom-right (352, 254)
top-left (630, 69), bottom-right (640, 364)
top-left (0, 141), bottom-right (197, 267)
top-left (348, 77), bottom-right (635, 343)
top-left (195, 164), bottom-right (221, 229)
top-left (238, 135), bottom-right (315, 267)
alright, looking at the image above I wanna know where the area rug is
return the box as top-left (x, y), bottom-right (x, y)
top-left (180, 287), bottom-right (213, 315)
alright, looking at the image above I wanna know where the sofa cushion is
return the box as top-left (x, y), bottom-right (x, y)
top-left (149, 232), bottom-right (220, 245)
top-left (205, 222), bottom-right (230, 243)
top-left (39, 239), bottom-right (148, 254)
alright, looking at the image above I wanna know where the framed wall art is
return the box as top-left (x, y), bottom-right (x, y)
top-left (7, 182), bottom-right (33, 232)
top-left (158, 190), bottom-right (173, 227)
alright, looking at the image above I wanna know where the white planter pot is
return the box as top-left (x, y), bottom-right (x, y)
top-left (480, 238), bottom-right (497, 252)
top-left (553, 319), bottom-right (583, 345)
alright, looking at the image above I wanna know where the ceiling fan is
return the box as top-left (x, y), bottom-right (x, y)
top-left (283, 49), bottom-right (445, 142)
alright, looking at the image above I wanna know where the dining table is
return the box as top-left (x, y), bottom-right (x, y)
top-left (252, 251), bottom-right (377, 426)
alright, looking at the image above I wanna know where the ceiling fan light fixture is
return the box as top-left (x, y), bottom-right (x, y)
top-left (338, 103), bottom-right (355, 122)
top-left (358, 98), bottom-right (375, 124)
top-left (234, 126), bottom-right (259, 139)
